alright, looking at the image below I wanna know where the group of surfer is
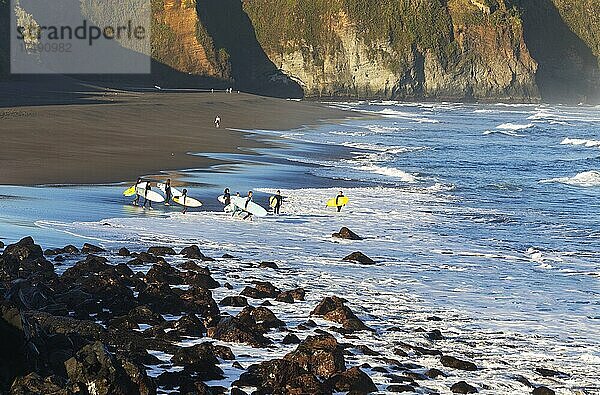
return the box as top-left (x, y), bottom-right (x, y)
top-left (130, 178), bottom-right (346, 217)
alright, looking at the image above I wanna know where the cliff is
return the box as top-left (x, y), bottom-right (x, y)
top-left (1, 0), bottom-right (598, 102)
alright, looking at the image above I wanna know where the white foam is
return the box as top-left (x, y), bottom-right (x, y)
top-left (561, 138), bottom-right (600, 148)
top-left (356, 165), bottom-right (418, 182)
top-left (540, 170), bottom-right (600, 187)
top-left (496, 123), bottom-right (534, 131)
top-left (483, 130), bottom-right (524, 138)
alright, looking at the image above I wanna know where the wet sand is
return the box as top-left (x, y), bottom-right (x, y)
top-left (0, 88), bottom-right (349, 185)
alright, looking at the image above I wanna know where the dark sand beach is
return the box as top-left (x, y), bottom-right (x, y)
top-left (0, 85), bottom-right (348, 185)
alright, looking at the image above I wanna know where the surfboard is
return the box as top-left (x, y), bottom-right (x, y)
top-left (173, 195), bottom-right (203, 208)
top-left (123, 182), bottom-right (147, 196)
top-left (230, 196), bottom-right (268, 217)
top-left (327, 196), bottom-right (349, 207)
top-left (218, 195), bottom-right (228, 204)
top-left (135, 187), bottom-right (165, 203)
top-left (269, 196), bottom-right (278, 208)
top-left (157, 183), bottom-right (183, 198)
top-left (224, 204), bottom-right (235, 213)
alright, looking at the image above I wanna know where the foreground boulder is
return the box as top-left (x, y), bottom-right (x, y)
top-left (342, 251), bottom-right (375, 265)
top-left (532, 386), bottom-right (556, 395)
top-left (170, 343), bottom-right (225, 380)
top-left (81, 243), bottom-right (105, 254)
top-left (180, 245), bottom-right (214, 261)
top-left (147, 246), bottom-right (176, 256)
top-left (284, 334), bottom-right (345, 378)
top-left (441, 356), bottom-right (477, 371)
top-left (451, 381), bottom-right (478, 393)
top-left (324, 367), bottom-right (377, 393)
top-left (233, 359), bottom-right (329, 394)
top-left (332, 227), bottom-right (363, 240)
top-left (311, 296), bottom-right (371, 332)
top-left (64, 341), bottom-right (155, 395)
top-left (209, 315), bottom-right (271, 347)
top-left (1, 237), bottom-right (55, 281)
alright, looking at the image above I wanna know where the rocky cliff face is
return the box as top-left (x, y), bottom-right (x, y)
top-left (242, 0), bottom-right (541, 101)
top-left (1, 0), bottom-right (598, 102)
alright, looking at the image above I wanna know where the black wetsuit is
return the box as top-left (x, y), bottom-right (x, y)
top-left (335, 195), bottom-right (345, 212)
top-left (224, 192), bottom-right (231, 206)
top-left (143, 185), bottom-right (152, 208)
top-left (165, 185), bottom-right (172, 204)
top-left (273, 194), bottom-right (282, 214)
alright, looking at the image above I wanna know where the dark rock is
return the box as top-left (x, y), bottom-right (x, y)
top-left (210, 315), bottom-right (271, 347)
top-left (232, 361), bottom-right (244, 370)
top-left (311, 296), bottom-right (371, 332)
top-left (54, 255), bottom-right (65, 262)
top-left (173, 314), bottom-right (206, 336)
top-left (275, 291), bottom-right (294, 303)
top-left (185, 271), bottom-right (220, 289)
top-left (179, 261), bottom-right (211, 274)
top-left (240, 280), bottom-right (280, 299)
top-left (441, 355), bottom-right (478, 371)
top-left (127, 305), bottom-right (165, 325)
top-left (9, 373), bottom-right (68, 395)
top-left (393, 347), bottom-right (408, 357)
top-left (282, 333), bottom-right (301, 344)
top-left (81, 243), bottom-right (105, 254)
top-left (387, 384), bottom-right (416, 393)
top-left (342, 251), bottom-right (375, 265)
top-left (220, 296), bottom-right (248, 307)
top-left (134, 252), bottom-right (160, 264)
top-left (284, 333), bottom-right (345, 378)
top-left (44, 248), bottom-right (60, 256)
top-left (170, 343), bottom-right (225, 380)
top-left (427, 329), bottom-right (444, 340)
top-left (355, 344), bottom-right (380, 356)
top-left (325, 367), bottom-right (377, 393)
top-left (233, 359), bottom-right (328, 394)
top-left (425, 368), bottom-right (446, 378)
top-left (64, 341), bottom-right (155, 395)
top-left (1, 237), bottom-right (55, 281)
top-left (147, 246), bottom-right (176, 256)
top-left (117, 247), bottom-right (130, 256)
top-left (533, 386), bottom-right (556, 395)
top-left (259, 261), bottom-right (278, 269)
top-left (230, 388), bottom-right (248, 395)
top-left (332, 227), bottom-right (363, 240)
top-left (535, 367), bottom-right (568, 378)
top-left (451, 381), bottom-right (478, 394)
top-left (180, 245), bottom-right (214, 261)
top-left (224, 282), bottom-right (233, 290)
top-left (222, 254), bottom-right (235, 259)
top-left (0, 241), bottom-right (4, 249)
top-left (62, 245), bottom-right (80, 254)
top-left (427, 316), bottom-right (443, 321)
top-left (237, 306), bottom-right (285, 333)
top-left (289, 288), bottom-right (306, 301)
top-left (126, 258), bottom-right (144, 266)
top-left (145, 261), bottom-right (184, 285)
top-left (514, 374), bottom-right (533, 387)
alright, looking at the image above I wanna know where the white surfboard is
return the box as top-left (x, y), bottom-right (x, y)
top-left (218, 195), bottom-right (227, 204)
top-left (230, 196), bottom-right (268, 217)
top-left (157, 183), bottom-right (183, 198)
top-left (135, 187), bottom-right (165, 203)
top-left (173, 195), bottom-right (203, 208)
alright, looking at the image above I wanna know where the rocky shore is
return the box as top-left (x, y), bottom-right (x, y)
top-left (0, 235), bottom-right (562, 394)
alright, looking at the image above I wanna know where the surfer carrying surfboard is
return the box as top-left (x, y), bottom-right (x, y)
top-left (143, 183), bottom-right (153, 209)
top-left (223, 188), bottom-right (231, 206)
top-left (132, 177), bottom-right (143, 206)
top-left (164, 179), bottom-right (173, 205)
top-left (214, 115), bottom-right (221, 128)
top-left (181, 189), bottom-right (188, 214)
top-left (335, 191), bottom-right (345, 212)
top-left (243, 191), bottom-right (254, 220)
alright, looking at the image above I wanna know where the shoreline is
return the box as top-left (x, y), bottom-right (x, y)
top-left (0, 90), bottom-right (350, 186)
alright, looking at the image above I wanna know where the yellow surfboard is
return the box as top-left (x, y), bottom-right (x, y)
top-left (327, 196), bottom-right (349, 207)
top-left (269, 196), bottom-right (277, 208)
top-left (123, 186), bottom-right (136, 196)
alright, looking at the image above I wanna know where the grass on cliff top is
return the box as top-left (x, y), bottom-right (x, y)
top-left (243, 0), bottom-right (454, 56)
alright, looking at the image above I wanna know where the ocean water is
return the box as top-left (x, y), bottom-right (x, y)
top-left (1, 102), bottom-right (600, 394)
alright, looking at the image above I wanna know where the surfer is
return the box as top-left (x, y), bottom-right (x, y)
top-left (335, 191), bottom-right (345, 212)
top-left (231, 192), bottom-right (243, 218)
top-left (164, 179), bottom-right (173, 206)
top-left (142, 183), bottom-right (153, 209)
top-left (132, 177), bottom-right (143, 206)
top-left (181, 189), bottom-right (188, 214)
top-left (223, 188), bottom-right (231, 206)
top-left (272, 190), bottom-right (283, 215)
top-left (214, 115), bottom-right (221, 128)
top-left (243, 191), bottom-right (254, 220)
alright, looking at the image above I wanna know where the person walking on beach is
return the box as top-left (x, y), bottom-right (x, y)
top-left (164, 178), bottom-right (173, 206)
top-left (272, 190), bottom-right (283, 215)
top-left (335, 190), bottom-right (345, 212)
top-left (132, 177), bottom-right (143, 206)
top-left (214, 115), bottom-right (221, 128)
top-left (243, 191), bottom-right (254, 220)
top-left (223, 188), bottom-right (231, 206)
top-left (231, 192), bottom-right (242, 217)
top-left (142, 182), bottom-right (153, 209)
top-left (181, 188), bottom-right (189, 214)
